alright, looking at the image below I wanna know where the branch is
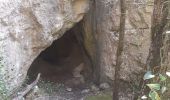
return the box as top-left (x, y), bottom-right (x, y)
top-left (13, 73), bottom-right (41, 100)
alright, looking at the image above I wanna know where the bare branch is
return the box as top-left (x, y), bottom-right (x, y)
top-left (13, 73), bottom-right (41, 100)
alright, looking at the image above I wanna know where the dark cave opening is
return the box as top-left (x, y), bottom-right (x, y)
top-left (26, 28), bottom-right (89, 87)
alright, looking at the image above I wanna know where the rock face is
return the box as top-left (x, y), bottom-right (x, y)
top-left (0, 0), bottom-right (155, 99)
top-left (0, 0), bottom-right (89, 96)
top-left (74, 0), bottom-right (153, 98)
top-left (78, 0), bottom-right (153, 82)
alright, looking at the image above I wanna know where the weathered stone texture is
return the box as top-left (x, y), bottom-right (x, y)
top-left (76, 1), bottom-right (153, 99)
top-left (81, 0), bottom-right (153, 84)
top-left (0, 0), bottom-right (155, 99)
top-left (0, 0), bottom-right (89, 95)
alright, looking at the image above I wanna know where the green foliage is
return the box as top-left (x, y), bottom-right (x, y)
top-left (159, 74), bottom-right (166, 82)
top-left (141, 71), bottom-right (170, 100)
top-left (147, 84), bottom-right (160, 91)
top-left (149, 91), bottom-right (160, 100)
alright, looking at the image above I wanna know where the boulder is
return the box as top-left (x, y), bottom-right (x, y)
top-left (0, 0), bottom-right (89, 96)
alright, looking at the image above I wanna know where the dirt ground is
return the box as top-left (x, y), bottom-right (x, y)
top-left (25, 78), bottom-right (112, 100)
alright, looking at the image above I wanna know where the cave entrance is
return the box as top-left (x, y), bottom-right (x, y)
top-left (27, 28), bottom-right (89, 87)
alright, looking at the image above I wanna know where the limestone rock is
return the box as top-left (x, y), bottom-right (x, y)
top-left (0, 0), bottom-right (155, 99)
top-left (90, 85), bottom-right (99, 92)
top-left (79, 0), bottom-right (153, 83)
top-left (99, 83), bottom-right (110, 90)
top-left (73, 0), bottom-right (153, 99)
top-left (81, 89), bottom-right (90, 94)
top-left (66, 88), bottom-right (72, 92)
top-left (0, 0), bottom-right (89, 96)
top-left (73, 63), bottom-right (84, 78)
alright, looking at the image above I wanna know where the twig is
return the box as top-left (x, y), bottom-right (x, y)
top-left (13, 73), bottom-right (41, 100)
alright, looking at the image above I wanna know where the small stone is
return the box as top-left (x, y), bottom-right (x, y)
top-left (81, 89), bottom-right (90, 94)
top-left (33, 85), bottom-right (39, 93)
top-left (99, 83), bottom-right (110, 90)
top-left (91, 85), bottom-right (99, 91)
top-left (21, 97), bottom-right (25, 100)
top-left (34, 85), bottom-right (38, 89)
top-left (66, 88), bottom-right (72, 92)
top-left (80, 98), bottom-right (84, 100)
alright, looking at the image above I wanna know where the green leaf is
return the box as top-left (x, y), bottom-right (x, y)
top-left (143, 71), bottom-right (155, 80)
top-left (149, 91), bottom-right (161, 100)
top-left (147, 84), bottom-right (160, 91)
top-left (159, 74), bottom-right (166, 81)
top-left (161, 86), bottom-right (167, 94)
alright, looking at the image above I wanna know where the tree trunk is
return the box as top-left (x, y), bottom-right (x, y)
top-left (147, 0), bottom-right (169, 70)
top-left (139, 0), bottom-right (170, 99)
top-left (113, 0), bottom-right (126, 99)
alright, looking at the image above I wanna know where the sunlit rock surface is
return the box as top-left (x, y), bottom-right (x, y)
top-left (0, 0), bottom-right (89, 95)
